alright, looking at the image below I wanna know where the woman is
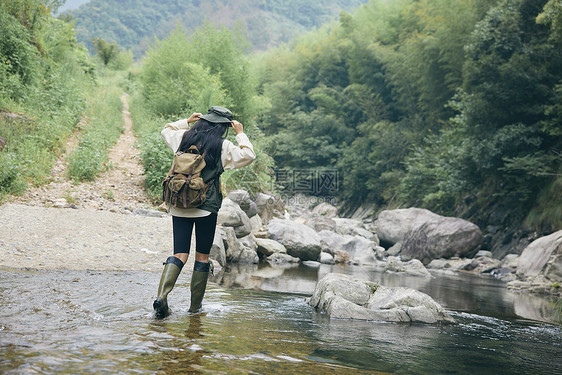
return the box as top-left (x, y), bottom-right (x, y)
top-left (154, 106), bottom-right (255, 318)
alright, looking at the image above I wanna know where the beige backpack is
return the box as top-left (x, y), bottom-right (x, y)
top-left (162, 145), bottom-right (209, 209)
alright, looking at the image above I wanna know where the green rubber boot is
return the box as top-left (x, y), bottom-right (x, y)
top-left (153, 256), bottom-right (184, 319)
top-left (188, 260), bottom-right (213, 313)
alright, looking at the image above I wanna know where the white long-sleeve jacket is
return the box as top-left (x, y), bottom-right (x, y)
top-left (161, 118), bottom-right (256, 217)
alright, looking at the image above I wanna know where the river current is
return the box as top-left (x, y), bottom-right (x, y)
top-left (1, 263), bottom-right (560, 374)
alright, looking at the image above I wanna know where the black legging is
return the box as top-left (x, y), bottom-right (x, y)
top-left (172, 213), bottom-right (217, 255)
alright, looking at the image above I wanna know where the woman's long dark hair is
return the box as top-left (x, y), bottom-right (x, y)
top-left (178, 118), bottom-right (228, 168)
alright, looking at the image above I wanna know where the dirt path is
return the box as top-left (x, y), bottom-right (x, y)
top-left (10, 94), bottom-right (154, 212)
top-left (0, 94), bottom-right (175, 271)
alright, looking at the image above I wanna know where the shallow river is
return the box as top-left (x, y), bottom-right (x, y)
top-left (1, 263), bottom-right (560, 374)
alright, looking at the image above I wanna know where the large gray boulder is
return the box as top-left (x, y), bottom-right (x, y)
top-left (234, 235), bottom-right (259, 264)
top-left (308, 273), bottom-right (454, 323)
top-left (218, 198), bottom-right (252, 238)
top-left (267, 218), bottom-right (322, 261)
top-left (376, 208), bottom-right (440, 245)
top-left (401, 217), bottom-right (482, 265)
top-left (516, 230), bottom-right (562, 283)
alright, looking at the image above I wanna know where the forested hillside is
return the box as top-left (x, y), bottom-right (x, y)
top-left (255, 0), bottom-right (562, 256)
top-left (66, 0), bottom-right (369, 56)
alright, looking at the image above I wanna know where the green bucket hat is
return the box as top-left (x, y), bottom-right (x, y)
top-left (199, 106), bottom-right (233, 124)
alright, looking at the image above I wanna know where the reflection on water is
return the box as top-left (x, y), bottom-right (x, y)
top-left (0, 265), bottom-right (560, 374)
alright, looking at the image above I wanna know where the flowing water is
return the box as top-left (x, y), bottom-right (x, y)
top-left (1, 263), bottom-right (560, 374)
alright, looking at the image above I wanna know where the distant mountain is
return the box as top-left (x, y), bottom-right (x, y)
top-left (57, 0), bottom-right (91, 14)
top-left (65, 0), bottom-right (368, 56)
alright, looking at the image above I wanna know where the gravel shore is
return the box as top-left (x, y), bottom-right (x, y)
top-left (0, 204), bottom-right (175, 272)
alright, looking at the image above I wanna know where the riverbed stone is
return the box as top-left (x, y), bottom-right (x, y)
top-left (218, 198), bottom-right (252, 238)
top-left (266, 252), bottom-right (300, 263)
top-left (401, 217), bottom-right (482, 265)
top-left (255, 238), bottom-right (287, 257)
top-left (320, 252), bottom-right (335, 264)
top-left (218, 226), bottom-right (241, 263)
top-left (267, 218), bottom-right (322, 261)
top-left (385, 257), bottom-right (431, 277)
top-left (376, 208), bottom-right (441, 245)
top-left (308, 273), bottom-right (454, 323)
top-left (516, 230), bottom-right (562, 282)
top-left (210, 227), bottom-right (227, 266)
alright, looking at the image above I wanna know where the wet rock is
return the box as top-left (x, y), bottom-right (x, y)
top-left (210, 228), bottom-right (227, 266)
top-left (401, 216), bottom-right (482, 265)
top-left (385, 257), bottom-right (431, 277)
top-left (238, 247), bottom-right (259, 264)
top-left (255, 238), bottom-right (287, 257)
top-left (266, 252), bottom-right (300, 264)
top-left (311, 202), bottom-right (338, 218)
top-left (267, 218), bottom-right (321, 261)
top-left (426, 258), bottom-right (473, 271)
top-left (320, 252), bottom-right (335, 264)
top-left (217, 226), bottom-right (240, 263)
top-left (376, 208), bottom-right (440, 245)
top-left (308, 273), bottom-right (454, 323)
top-left (490, 267), bottom-right (516, 281)
top-left (238, 234), bottom-right (258, 253)
top-left (303, 260), bottom-right (321, 267)
top-left (218, 198), bottom-right (252, 238)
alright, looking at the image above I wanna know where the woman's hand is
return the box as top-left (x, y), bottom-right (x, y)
top-left (231, 120), bottom-right (243, 135)
top-left (187, 113), bottom-right (202, 124)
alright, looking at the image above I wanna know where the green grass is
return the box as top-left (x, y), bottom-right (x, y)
top-left (67, 72), bottom-right (125, 181)
top-left (128, 90), bottom-right (172, 202)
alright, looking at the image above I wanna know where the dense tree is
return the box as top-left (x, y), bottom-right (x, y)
top-left (255, 0), bottom-right (562, 250)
